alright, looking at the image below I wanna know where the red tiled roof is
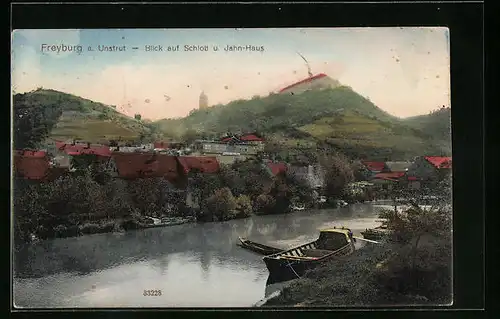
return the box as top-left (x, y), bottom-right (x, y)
top-left (177, 156), bottom-right (220, 174)
top-left (240, 134), bottom-right (264, 142)
top-left (279, 73), bottom-right (328, 93)
top-left (111, 152), bottom-right (180, 180)
top-left (14, 150), bottom-right (48, 158)
top-left (407, 176), bottom-right (420, 181)
top-left (13, 153), bottom-right (67, 181)
top-left (57, 143), bottom-right (111, 157)
top-left (362, 161), bottom-right (386, 172)
top-left (374, 172), bottom-right (405, 181)
top-left (267, 162), bottom-right (288, 176)
top-left (154, 141), bottom-right (169, 149)
top-left (424, 156), bottom-right (452, 169)
top-left (220, 137), bottom-right (233, 143)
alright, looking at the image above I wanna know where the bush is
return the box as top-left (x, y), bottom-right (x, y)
top-left (254, 194), bottom-right (276, 215)
top-left (235, 195), bottom-right (253, 218)
top-left (201, 187), bottom-right (237, 221)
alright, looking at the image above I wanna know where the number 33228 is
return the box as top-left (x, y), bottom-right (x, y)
top-left (143, 289), bottom-right (162, 296)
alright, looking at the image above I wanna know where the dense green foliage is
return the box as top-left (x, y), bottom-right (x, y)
top-left (13, 90), bottom-right (63, 149)
top-left (15, 153), bottom-right (356, 241)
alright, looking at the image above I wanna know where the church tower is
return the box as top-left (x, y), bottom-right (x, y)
top-left (199, 91), bottom-right (208, 109)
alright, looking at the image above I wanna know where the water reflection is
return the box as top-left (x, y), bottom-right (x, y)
top-left (14, 204), bottom-right (384, 308)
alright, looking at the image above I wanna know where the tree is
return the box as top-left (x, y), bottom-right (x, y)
top-left (219, 165), bottom-right (246, 196)
top-left (319, 152), bottom-right (354, 200)
top-left (126, 177), bottom-right (170, 217)
top-left (254, 194), bottom-right (276, 215)
top-left (376, 177), bottom-right (452, 301)
top-left (182, 129), bottom-right (200, 145)
top-left (230, 159), bottom-right (272, 198)
top-left (202, 187), bottom-right (237, 221)
top-left (235, 195), bottom-right (253, 218)
top-left (13, 93), bottom-right (63, 149)
top-left (134, 113), bottom-right (142, 121)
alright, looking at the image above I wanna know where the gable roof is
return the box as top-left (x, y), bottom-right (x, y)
top-left (266, 162), bottom-right (288, 176)
top-left (56, 142), bottom-right (111, 157)
top-left (279, 73), bottom-right (328, 93)
top-left (362, 161), bottom-right (386, 172)
top-left (373, 171), bottom-right (406, 181)
top-left (14, 150), bottom-right (48, 158)
top-left (111, 152), bottom-right (180, 180)
top-left (240, 133), bottom-right (264, 142)
top-left (177, 156), bottom-right (220, 174)
top-left (13, 152), bottom-right (68, 181)
top-left (424, 156), bottom-right (452, 169)
top-left (220, 133), bottom-right (264, 143)
top-left (153, 141), bottom-right (169, 149)
top-left (220, 136), bottom-right (240, 143)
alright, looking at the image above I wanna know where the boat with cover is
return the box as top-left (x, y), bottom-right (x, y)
top-left (263, 227), bottom-right (356, 282)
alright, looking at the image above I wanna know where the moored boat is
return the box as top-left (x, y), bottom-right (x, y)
top-left (291, 204), bottom-right (306, 211)
top-left (263, 227), bottom-right (356, 282)
top-left (237, 237), bottom-right (283, 255)
top-left (360, 225), bottom-right (390, 241)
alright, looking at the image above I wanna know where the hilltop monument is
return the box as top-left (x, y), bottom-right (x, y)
top-left (279, 52), bottom-right (341, 95)
top-left (199, 91), bottom-right (209, 109)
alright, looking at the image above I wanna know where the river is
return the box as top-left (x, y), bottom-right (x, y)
top-left (13, 202), bottom-right (394, 308)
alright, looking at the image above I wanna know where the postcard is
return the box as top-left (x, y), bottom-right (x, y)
top-left (11, 27), bottom-right (452, 308)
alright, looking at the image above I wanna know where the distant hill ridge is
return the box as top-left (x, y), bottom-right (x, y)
top-left (13, 88), bottom-right (160, 144)
top-left (12, 87), bottom-right (451, 160)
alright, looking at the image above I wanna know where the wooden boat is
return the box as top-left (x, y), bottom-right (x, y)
top-left (237, 237), bottom-right (283, 255)
top-left (262, 227), bottom-right (356, 282)
top-left (360, 225), bottom-right (390, 241)
top-left (291, 204), bottom-right (305, 211)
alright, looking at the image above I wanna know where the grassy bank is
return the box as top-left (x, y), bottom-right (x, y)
top-left (263, 240), bottom-right (451, 307)
top-left (263, 196), bottom-right (452, 307)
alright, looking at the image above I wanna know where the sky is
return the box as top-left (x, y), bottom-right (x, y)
top-left (11, 28), bottom-right (450, 120)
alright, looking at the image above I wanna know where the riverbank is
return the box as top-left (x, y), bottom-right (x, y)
top-left (261, 235), bottom-right (452, 307)
top-left (17, 200), bottom-right (368, 245)
top-left (19, 215), bottom-right (197, 245)
top-left (18, 208), bottom-right (302, 244)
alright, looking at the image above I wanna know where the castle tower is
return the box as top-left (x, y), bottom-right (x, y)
top-left (199, 91), bottom-right (208, 109)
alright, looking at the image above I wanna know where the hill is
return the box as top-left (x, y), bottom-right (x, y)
top-left (155, 86), bottom-right (450, 160)
top-left (403, 107), bottom-right (451, 142)
top-left (13, 89), bottom-right (161, 148)
top-left (156, 86), bottom-right (398, 136)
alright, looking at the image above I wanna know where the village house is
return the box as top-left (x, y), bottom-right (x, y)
top-left (103, 152), bottom-right (221, 208)
top-left (196, 134), bottom-right (264, 156)
top-left (13, 150), bottom-right (68, 182)
top-left (406, 156), bottom-right (452, 189)
top-left (51, 141), bottom-right (112, 171)
top-left (357, 161), bottom-right (387, 180)
top-left (193, 133), bottom-right (265, 164)
top-left (370, 161), bottom-right (413, 191)
top-left (264, 161), bottom-right (288, 177)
